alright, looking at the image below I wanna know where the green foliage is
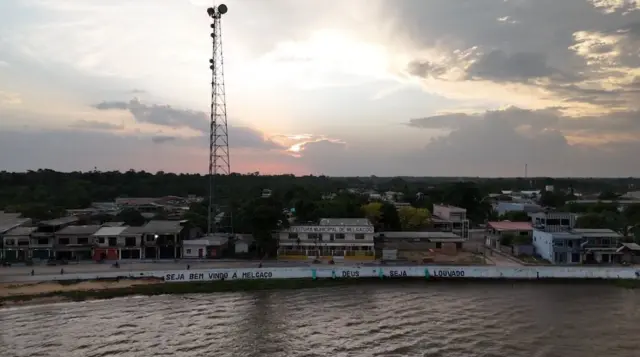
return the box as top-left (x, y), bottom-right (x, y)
top-left (500, 211), bottom-right (530, 222)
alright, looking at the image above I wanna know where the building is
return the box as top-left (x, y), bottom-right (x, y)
top-left (530, 211), bottom-right (577, 232)
top-left (617, 243), bottom-right (640, 264)
top-left (92, 226), bottom-right (127, 261)
top-left (183, 234), bottom-right (230, 259)
top-left (119, 226), bottom-right (145, 259)
top-left (485, 221), bottom-right (533, 248)
top-left (234, 234), bottom-right (254, 254)
top-left (30, 216), bottom-right (79, 260)
top-left (377, 231), bottom-right (465, 262)
top-left (54, 225), bottom-right (100, 261)
top-left (0, 212), bottom-right (31, 260)
top-left (277, 218), bottom-right (375, 261)
top-left (141, 220), bottom-right (190, 259)
top-left (494, 202), bottom-right (543, 216)
top-left (432, 204), bottom-right (470, 238)
top-left (532, 228), bottom-right (623, 264)
top-left (2, 227), bottom-right (36, 262)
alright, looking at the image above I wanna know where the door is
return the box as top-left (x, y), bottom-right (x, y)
top-left (198, 248), bottom-right (203, 258)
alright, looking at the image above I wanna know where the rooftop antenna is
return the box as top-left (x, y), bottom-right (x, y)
top-left (206, 3), bottom-right (232, 236)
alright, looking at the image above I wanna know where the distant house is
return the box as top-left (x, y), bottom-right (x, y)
top-left (183, 234), bottom-right (230, 259)
top-left (234, 234), bottom-right (254, 254)
top-left (54, 225), bottom-right (101, 261)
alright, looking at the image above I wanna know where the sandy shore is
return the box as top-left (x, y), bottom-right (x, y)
top-left (0, 279), bottom-right (162, 307)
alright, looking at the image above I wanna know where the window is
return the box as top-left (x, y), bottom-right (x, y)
top-left (145, 236), bottom-right (155, 242)
top-left (108, 237), bottom-right (117, 247)
top-left (602, 239), bottom-right (611, 246)
top-left (18, 240), bottom-right (29, 246)
top-left (561, 219), bottom-right (570, 226)
top-left (335, 233), bottom-right (345, 240)
top-left (186, 249), bottom-right (192, 254)
top-left (308, 233), bottom-right (321, 240)
top-left (98, 237), bottom-right (105, 244)
top-left (355, 234), bottom-right (365, 240)
top-left (125, 237), bottom-right (136, 247)
top-left (78, 238), bottom-right (89, 245)
top-left (288, 233), bottom-right (298, 239)
top-left (58, 238), bottom-right (70, 245)
top-left (5, 239), bottom-right (15, 246)
top-left (329, 234), bottom-right (335, 241)
top-left (38, 238), bottom-right (49, 245)
top-left (554, 240), bottom-right (565, 247)
top-left (435, 242), bottom-right (442, 249)
top-left (572, 253), bottom-right (581, 263)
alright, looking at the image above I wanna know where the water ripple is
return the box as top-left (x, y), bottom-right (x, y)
top-left (1, 282), bottom-right (639, 357)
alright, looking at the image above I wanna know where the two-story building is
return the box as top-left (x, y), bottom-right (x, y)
top-left (92, 226), bottom-right (126, 261)
top-left (277, 218), bottom-right (375, 261)
top-left (31, 216), bottom-right (79, 260)
top-left (2, 227), bottom-right (36, 262)
top-left (55, 225), bottom-right (100, 261)
top-left (432, 204), bottom-right (470, 238)
top-left (141, 220), bottom-right (190, 259)
top-left (531, 212), bottom-right (622, 264)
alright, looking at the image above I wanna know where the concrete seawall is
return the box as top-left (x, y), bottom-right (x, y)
top-left (7, 265), bottom-right (640, 283)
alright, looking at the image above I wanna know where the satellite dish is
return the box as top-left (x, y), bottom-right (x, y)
top-left (217, 4), bottom-right (228, 14)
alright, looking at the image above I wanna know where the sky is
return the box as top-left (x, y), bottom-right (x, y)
top-left (1, 0), bottom-right (640, 177)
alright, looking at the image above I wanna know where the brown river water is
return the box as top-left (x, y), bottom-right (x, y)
top-left (1, 282), bottom-right (639, 357)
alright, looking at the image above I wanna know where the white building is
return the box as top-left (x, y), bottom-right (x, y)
top-left (432, 204), bottom-right (470, 239)
top-left (277, 218), bottom-right (375, 261)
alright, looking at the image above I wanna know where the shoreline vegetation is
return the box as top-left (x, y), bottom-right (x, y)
top-left (2, 277), bottom-right (640, 308)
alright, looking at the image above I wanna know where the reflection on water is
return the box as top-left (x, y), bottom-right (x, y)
top-left (1, 282), bottom-right (639, 357)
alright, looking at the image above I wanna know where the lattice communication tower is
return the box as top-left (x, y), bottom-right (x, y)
top-left (206, 3), bottom-right (232, 235)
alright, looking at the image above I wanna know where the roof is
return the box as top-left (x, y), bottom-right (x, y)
top-left (142, 220), bottom-right (184, 234)
top-left (93, 226), bottom-right (128, 236)
top-left (185, 235), bottom-right (229, 246)
top-left (319, 218), bottom-right (372, 226)
top-left (3, 226), bottom-right (37, 236)
top-left (235, 234), bottom-right (254, 243)
top-left (488, 221), bottom-right (533, 231)
top-left (40, 216), bottom-right (79, 227)
top-left (571, 228), bottom-right (622, 238)
top-left (56, 225), bottom-right (102, 235)
top-left (121, 226), bottom-right (147, 235)
top-left (102, 222), bottom-right (125, 227)
top-left (618, 243), bottom-right (640, 252)
top-left (433, 204), bottom-right (467, 212)
top-left (379, 231), bottom-right (462, 239)
top-left (0, 218), bottom-right (31, 234)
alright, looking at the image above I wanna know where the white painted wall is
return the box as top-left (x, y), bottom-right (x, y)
top-left (235, 242), bottom-right (249, 254)
top-left (6, 265), bottom-right (640, 284)
top-left (183, 245), bottom-right (206, 258)
top-left (532, 230), bottom-right (553, 262)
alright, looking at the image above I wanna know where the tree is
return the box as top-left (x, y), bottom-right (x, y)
top-left (116, 209), bottom-right (146, 226)
top-left (380, 202), bottom-right (402, 231)
top-left (398, 206), bottom-right (431, 230)
top-left (361, 202), bottom-right (383, 227)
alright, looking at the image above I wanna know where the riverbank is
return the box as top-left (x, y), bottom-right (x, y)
top-left (2, 277), bottom-right (640, 308)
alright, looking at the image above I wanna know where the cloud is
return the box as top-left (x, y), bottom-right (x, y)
top-left (151, 135), bottom-right (177, 144)
top-left (92, 98), bottom-right (284, 149)
top-left (0, 128), bottom-right (296, 174)
top-left (465, 50), bottom-right (561, 82)
top-left (70, 119), bottom-right (124, 131)
top-left (0, 91), bottom-right (22, 105)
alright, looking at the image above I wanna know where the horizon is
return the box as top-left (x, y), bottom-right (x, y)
top-left (1, 0), bottom-right (640, 177)
top-left (1, 168), bottom-right (638, 181)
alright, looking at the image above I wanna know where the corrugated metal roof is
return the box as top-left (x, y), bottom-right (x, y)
top-left (0, 217), bottom-right (31, 234)
top-left (40, 216), bottom-right (79, 227)
top-left (572, 228), bottom-right (622, 238)
top-left (142, 220), bottom-right (184, 234)
top-left (56, 225), bottom-right (102, 235)
top-left (93, 226), bottom-right (128, 236)
top-left (3, 226), bottom-right (37, 236)
top-left (121, 226), bottom-right (147, 235)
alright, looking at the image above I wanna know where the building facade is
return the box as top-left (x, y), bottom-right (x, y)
top-left (277, 218), bottom-right (375, 261)
top-left (432, 204), bottom-right (470, 238)
top-left (532, 227), bottom-right (623, 265)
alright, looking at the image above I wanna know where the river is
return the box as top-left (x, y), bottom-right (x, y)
top-left (1, 282), bottom-right (638, 357)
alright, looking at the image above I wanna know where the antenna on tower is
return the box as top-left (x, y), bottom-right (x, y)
top-left (206, 3), bottom-right (232, 236)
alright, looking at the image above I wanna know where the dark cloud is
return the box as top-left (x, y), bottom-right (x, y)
top-left (70, 120), bottom-right (124, 131)
top-left (398, 0), bottom-right (640, 110)
top-left (465, 50), bottom-right (560, 82)
top-left (407, 107), bottom-right (640, 135)
top-left (92, 98), bottom-right (284, 150)
top-left (151, 135), bottom-right (177, 144)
